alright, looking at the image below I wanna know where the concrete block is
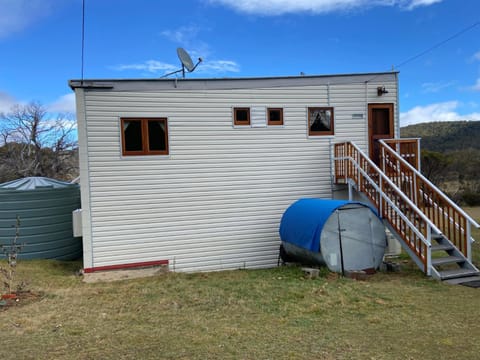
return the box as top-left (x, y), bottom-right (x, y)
top-left (345, 270), bottom-right (368, 281)
top-left (302, 267), bottom-right (320, 279)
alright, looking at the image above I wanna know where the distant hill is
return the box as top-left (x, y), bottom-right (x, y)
top-left (401, 121), bottom-right (480, 153)
top-left (400, 121), bottom-right (480, 205)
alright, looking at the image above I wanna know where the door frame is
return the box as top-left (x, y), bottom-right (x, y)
top-left (368, 103), bottom-right (394, 162)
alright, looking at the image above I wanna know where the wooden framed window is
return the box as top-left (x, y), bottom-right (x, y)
top-left (267, 108), bottom-right (284, 126)
top-left (308, 107), bottom-right (334, 136)
top-left (233, 107), bottom-right (250, 126)
top-left (121, 118), bottom-right (169, 156)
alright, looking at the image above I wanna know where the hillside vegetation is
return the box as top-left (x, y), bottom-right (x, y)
top-left (401, 121), bottom-right (480, 152)
top-left (401, 121), bottom-right (480, 205)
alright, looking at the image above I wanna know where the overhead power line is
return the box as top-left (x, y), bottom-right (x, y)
top-left (394, 20), bottom-right (480, 70)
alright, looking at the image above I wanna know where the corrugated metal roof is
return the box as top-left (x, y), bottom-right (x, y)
top-left (0, 177), bottom-right (77, 191)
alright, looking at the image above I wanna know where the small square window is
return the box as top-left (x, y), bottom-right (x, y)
top-left (308, 107), bottom-right (334, 136)
top-left (234, 107), bottom-right (250, 126)
top-left (121, 118), bottom-right (169, 156)
top-left (267, 108), bottom-right (283, 126)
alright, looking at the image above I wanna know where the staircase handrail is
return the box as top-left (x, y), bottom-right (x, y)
top-left (379, 139), bottom-right (480, 229)
top-left (337, 142), bottom-right (442, 238)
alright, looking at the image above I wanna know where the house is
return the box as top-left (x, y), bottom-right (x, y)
top-left (69, 72), bottom-right (402, 273)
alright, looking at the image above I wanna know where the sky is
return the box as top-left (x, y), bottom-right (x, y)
top-left (0, 0), bottom-right (479, 126)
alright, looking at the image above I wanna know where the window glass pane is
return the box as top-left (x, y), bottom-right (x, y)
top-left (236, 109), bottom-right (249, 122)
top-left (309, 108), bottom-right (332, 132)
top-left (148, 120), bottom-right (167, 151)
top-left (123, 120), bottom-right (143, 151)
top-left (269, 109), bottom-right (281, 121)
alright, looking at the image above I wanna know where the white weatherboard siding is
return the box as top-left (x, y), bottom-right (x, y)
top-left (76, 74), bottom-right (398, 272)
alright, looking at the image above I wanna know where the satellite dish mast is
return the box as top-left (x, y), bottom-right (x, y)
top-left (161, 47), bottom-right (202, 78)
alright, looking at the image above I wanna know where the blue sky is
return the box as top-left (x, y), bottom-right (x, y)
top-left (0, 0), bottom-right (479, 126)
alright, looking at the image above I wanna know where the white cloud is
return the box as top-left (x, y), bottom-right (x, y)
top-left (197, 60), bottom-right (240, 73)
top-left (400, 101), bottom-right (480, 126)
top-left (113, 23), bottom-right (240, 77)
top-left (0, 91), bottom-right (18, 113)
top-left (111, 60), bottom-right (178, 74)
top-left (111, 59), bottom-right (240, 76)
top-left (421, 81), bottom-right (454, 93)
top-left (161, 25), bottom-right (212, 60)
top-left (0, 92), bottom-right (76, 118)
top-left (158, 25), bottom-right (237, 75)
top-left (208, 0), bottom-right (443, 15)
top-left (470, 78), bottom-right (480, 91)
top-left (161, 26), bottom-right (201, 45)
top-left (47, 93), bottom-right (76, 113)
top-left (466, 51), bottom-right (480, 63)
top-left (0, 0), bottom-right (52, 38)
top-left (404, 0), bottom-right (442, 10)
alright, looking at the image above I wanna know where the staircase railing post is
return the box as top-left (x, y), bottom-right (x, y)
top-left (413, 173), bottom-right (418, 207)
top-left (379, 176), bottom-right (383, 216)
top-left (417, 138), bottom-right (421, 172)
top-left (467, 222), bottom-right (472, 262)
top-left (426, 225), bottom-right (432, 276)
top-left (381, 144), bottom-right (386, 173)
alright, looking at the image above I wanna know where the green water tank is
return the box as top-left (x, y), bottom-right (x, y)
top-left (0, 177), bottom-right (81, 260)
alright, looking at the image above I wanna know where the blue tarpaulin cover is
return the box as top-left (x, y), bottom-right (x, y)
top-left (279, 198), bottom-right (376, 252)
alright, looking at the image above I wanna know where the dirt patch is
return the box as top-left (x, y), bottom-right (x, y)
top-left (82, 264), bottom-right (169, 283)
top-left (0, 291), bottom-right (43, 311)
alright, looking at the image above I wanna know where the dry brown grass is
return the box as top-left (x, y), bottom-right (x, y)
top-left (0, 256), bottom-right (479, 360)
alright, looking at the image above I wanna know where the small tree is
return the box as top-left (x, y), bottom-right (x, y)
top-left (421, 150), bottom-right (450, 184)
top-left (0, 101), bottom-right (78, 182)
top-left (0, 216), bottom-right (24, 296)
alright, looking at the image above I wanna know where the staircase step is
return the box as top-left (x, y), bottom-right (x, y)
top-left (444, 275), bottom-right (480, 285)
top-left (431, 233), bottom-right (445, 240)
top-left (431, 256), bottom-right (465, 266)
top-left (431, 244), bottom-right (454, 252)
top-left (438, 268), bottom-right (480, 280)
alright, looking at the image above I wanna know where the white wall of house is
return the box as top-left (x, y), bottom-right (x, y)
top-left (73, 73), bottom-right (398, 272)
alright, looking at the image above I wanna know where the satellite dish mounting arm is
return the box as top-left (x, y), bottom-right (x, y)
top-left (181, 58), bottom-right (203, 79)
top-left (160, 48), bottom-right (203, 79)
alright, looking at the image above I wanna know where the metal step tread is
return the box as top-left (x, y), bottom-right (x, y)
top-left (431, 256), bottom-right (465, 266)
top-left (444, 275), bottom-right (480, 285)
top-left (431, 244), bottom-right (454, 251)
top-left (438, 268), bottom-right (480, 280)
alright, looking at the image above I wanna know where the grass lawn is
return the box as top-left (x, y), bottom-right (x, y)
top-left (1, 211), bottom-right (480, 359)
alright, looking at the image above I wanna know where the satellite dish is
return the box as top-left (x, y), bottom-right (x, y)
top-left (161, 48), bottom-right (203, 79)
top-left (177, 48), bottom-right (195, 72)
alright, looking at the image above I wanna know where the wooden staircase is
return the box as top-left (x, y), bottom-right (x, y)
top-left (333, 139), bottom-right (480, 282)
